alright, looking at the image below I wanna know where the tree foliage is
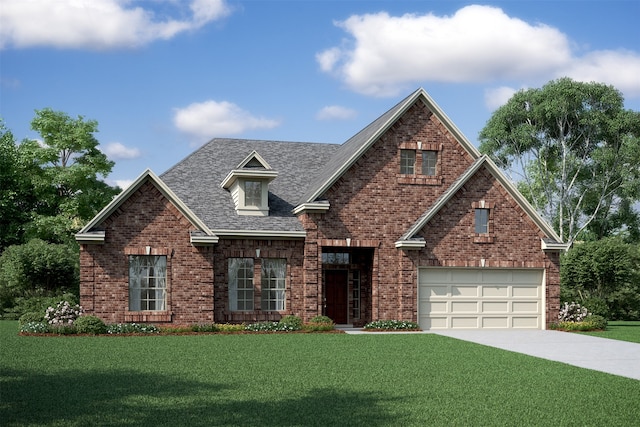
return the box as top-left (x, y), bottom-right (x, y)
top-left (479, 78), bottom-right (640, 245)
top-left (0, 239), bottom-right (79, 317)
top-left (561, 238), bottom-right (640, 320)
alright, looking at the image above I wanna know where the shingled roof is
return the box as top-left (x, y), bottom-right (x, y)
top-left (161, 139), bottom-right (339, 234)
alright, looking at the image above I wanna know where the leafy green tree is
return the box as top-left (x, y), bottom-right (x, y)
top-left (479, 78), bottom-right (640, 245)
top-left (20, 109), bottom-right (120, 243)
top-left (561, 238), bottom-right (640, 320)
top-left (0, 122), bottom-right (41, 251)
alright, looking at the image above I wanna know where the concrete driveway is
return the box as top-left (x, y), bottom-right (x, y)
top-left (434, 329), bottom-right (640, 380)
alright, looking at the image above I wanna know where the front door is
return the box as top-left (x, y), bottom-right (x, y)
top-left (325, 270), bottom-right (348, 324)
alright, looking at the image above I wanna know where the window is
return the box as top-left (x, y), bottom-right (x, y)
top-left (475, 208), bottom-right (490, 234)
top-left (322, 252), bottom-right (350, 265)
top-left (244, 181), bottom-right (262, 208)
top-left (422, 150), bottom-right (437, 176)
top-left (129, 255), bottom-right (167, 311)
top-left (400, 149), bottom-right (415, 174)
top-left (229, 258), bottom-right (254, 311)
top-left (261, 258), bottom-right (286, 311)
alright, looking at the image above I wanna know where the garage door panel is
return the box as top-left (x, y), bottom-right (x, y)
top-left (481, 286), bottom-right (508, 297)
top-left (419, 268), bottom-right (543, 330)
top-left (451, 286), bottom-right (478, 297)
top-left (482, 301), bottom-right (509, 312)
top-left (451, 301), bottom-right (477, 312)
top-left (512, 301), bottom-right (539, 313)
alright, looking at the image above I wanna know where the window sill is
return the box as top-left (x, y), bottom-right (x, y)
top-left (125, 312), bottom-right (172, 322)
top-left (473, 235), bottom-right (495, 244)
top-left (397, 174), bottom-right (443, 185)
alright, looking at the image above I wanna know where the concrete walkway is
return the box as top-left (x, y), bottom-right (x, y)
top-left (341, 328), bottom-right (640, 380)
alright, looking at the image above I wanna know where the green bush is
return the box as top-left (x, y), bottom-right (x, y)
top-left (190, 323), bottom-right (220, 333)
top-left (0, 239), bottom-right (79, 318)
top-left (18, 311), bottom-right (44, 325)
top-left (106, 323), bottom-right (159, 334)
top-left (584, 315), bottom-right (608, 330)
top-left (561, 238), bottom-right (640, 320)
top-left (302, 322), bottom-right (335, 332)
top-left (74, 315), bottom-right (107, 334)
top-left (309, 315), bottom-right (334, 324)
top-left (217, 323), bottom-right (245, 333)
top-left (19, 321), bottom-right (49, 334)
top-left (2, 293), bottom-right (79, 320)
top-left (364, 320), bottom-right (420, 330)
top-left (278, 315), bottom-right (303, 330)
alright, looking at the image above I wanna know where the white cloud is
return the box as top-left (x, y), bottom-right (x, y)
top-left (173, 100), bottom-right (280, 142)
top-left (0, 0), bottom-right (231, 50)
top-left (316, 105), bottom-right (357, 121)
top-left (317, 5), bottom-right (640, 99)
top-left (114, 179), bottom-right (134, 190)
top-left (484, 86), bottom-right (518, 111)
top-left (101, 142), bottom-right (142, 160)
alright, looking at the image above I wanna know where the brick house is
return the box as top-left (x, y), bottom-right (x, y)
top-left (76, 88), bottom-right (567, 329)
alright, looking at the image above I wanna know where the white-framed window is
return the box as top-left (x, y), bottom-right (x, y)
top-left (475, 208), bottom-right (490, 234)
top-left (229, 258), bottom-right (254, 311)
top-left (129, 255), bottom-right (167, 311)
top-left (261, 258), bottom-right (286, 311)
top-left (422, 150), bottom-right (438, 176)
top-left (244, 180), bottom-right (263, 208)
top-left (400, 149), bottom-right (416, 174)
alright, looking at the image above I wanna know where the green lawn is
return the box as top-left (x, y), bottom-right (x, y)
top-left (581, 321), bottom-right (640, 343)
top-left (1, 321), bottom-right (639, 426)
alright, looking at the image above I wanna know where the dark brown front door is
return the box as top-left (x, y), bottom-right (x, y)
top-left (325, 270), bottom-right (348, 324)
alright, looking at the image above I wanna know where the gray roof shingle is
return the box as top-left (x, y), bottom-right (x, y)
top-left (161, 139), bottom-right (339, 232)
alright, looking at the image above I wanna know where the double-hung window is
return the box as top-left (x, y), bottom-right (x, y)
top-left (475, 208), bottom-right (490, 234)
top-left (422, 150), bottom-right (438, 176)
top-left (129, 255), bottom-right (167, 311)
top-left (261, 258), bottom-right (286, 311)
top-left (400, 149), bottom-right (416, 174)
top-left (229, 258), bottom-right (254, 311)
top-left (244, 181), bottom-right (263, 208)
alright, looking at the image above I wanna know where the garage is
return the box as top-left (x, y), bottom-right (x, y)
top-left (418, 268), bottom-right (544, 330)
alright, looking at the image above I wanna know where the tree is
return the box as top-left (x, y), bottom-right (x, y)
top-left (0, 122), bottom-right (38, 250)
top-left (479, 78), bottom-right (640, 245)
top-left (20, 109), bottom-right (120, 244)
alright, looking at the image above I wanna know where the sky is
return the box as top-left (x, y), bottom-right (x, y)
top-left (1, 0), bottom-right (639, 190)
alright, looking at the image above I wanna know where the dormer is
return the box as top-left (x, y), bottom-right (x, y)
top-left (221, 151), bottom-right (278, 216)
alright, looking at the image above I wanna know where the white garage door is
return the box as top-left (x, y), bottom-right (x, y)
top-left (418, 268), bottom-right (543, 330)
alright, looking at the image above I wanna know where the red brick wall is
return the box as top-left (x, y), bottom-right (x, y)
top-left (80, 180), bottom-right (214, 325)
top-left (307, 101), bottom-right (561, 326)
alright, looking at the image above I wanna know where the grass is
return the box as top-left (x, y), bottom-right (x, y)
top-left (1, 321), bottom-right (639, 426)
top-left (580, 321), bottom-right (640, 343)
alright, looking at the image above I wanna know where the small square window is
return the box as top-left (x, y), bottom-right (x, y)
top-left (400, 150), bottom-right (415, 174)
top-left (422, 151), bottom-right (437, 176)
top-left (475, 208), bottom-right (490, 234)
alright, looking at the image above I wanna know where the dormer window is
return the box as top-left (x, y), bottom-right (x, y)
top-left (221, 151), bottom-right (278, 216)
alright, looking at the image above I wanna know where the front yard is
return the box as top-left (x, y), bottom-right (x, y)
top-left (1, 321), bottom-right (639, 426)
top-left (581, 320), bottom-right (640, 343)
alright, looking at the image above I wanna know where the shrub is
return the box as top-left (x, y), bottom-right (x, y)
top-left (44, 300), bottom-right (83, 326)
top-left (106, 323), bottom-right (159, 334)
top-left (19, 311), bottom-right (44, 325)
top-left (190, 323), bottom-right (220, 333)
top-left (245, 321), bottom-right (281, 332)
top-left (74, 315), bottom-right (107, 334)
top-left (20, 321), bottom-right (49, 334)
top-left (302, 322), bottom-right (335, 332)
top-left (278, 315), bottom-right (303, 330)
top-left (364, 320), bottom-right (420, 330)
top-left (217, 323), bottom-right (245, 333)
top-left (584, 315), bottom-right (608, 330)
top-left (309, 315), bottom-right (333, 324)
top-left (558, 302), bottom-right (590, 322)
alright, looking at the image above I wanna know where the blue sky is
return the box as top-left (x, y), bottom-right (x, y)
top-left (2, 0), bottom-right (639, 190)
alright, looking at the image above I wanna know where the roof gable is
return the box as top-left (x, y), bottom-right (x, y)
top-left (297, 87), bottom-right (481, 206)
top-left (76, 169), bottom-right (217, 244)
top-left (396, 155), bottom-right (565, 248)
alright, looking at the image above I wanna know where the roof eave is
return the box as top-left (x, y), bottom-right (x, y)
top-left (394, 239), bottom-right (426, 250)
top-left (292, 201), bottom-right (330, 215)
top-left (211, 229), bottom-right (306, 239)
